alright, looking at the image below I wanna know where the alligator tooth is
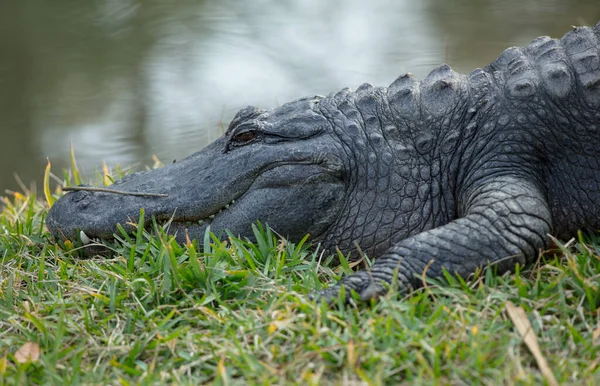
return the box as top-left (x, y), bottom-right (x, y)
top-left (80, 230), bottom-right (91, 245)
top-left (209, 214), bottom-right (215, 219)
top-left (198, 220), bottom-right (204, 225)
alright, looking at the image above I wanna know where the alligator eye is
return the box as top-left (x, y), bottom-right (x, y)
top-left (232, 131), bottom-right (256, 143)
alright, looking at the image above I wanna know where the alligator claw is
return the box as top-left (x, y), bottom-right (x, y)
top-left (310, 270), bottom-right (388, 304)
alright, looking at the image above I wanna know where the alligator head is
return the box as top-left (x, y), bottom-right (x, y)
top-left (47, 96), bottom-right (357, 254)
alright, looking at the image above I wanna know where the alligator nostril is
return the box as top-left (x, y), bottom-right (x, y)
top-left (71, 190), bottom-right (89, 203)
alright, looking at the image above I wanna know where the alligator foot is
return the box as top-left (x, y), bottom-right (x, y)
top-left (310, 270), bottom-right (390, 304)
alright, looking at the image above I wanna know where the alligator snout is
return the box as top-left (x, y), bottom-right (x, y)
top-left (47, 188), bottom-right (139, 244)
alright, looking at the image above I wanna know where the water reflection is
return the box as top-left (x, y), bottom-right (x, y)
top-left (0, 0), bottom-right (598, 192)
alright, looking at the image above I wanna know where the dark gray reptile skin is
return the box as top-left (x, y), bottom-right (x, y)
top-left (47, 22), bottom-right (600, 302)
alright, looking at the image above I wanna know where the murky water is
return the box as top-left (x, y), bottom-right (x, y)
top-left (1, 0), bottom-right (598, 192)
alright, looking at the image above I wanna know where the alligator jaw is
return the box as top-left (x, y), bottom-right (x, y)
top-left (46, 97), bottom-right (345, 250)
top-left (46, 136), bottom-right (255, 245)
top-left (78, 198), bottom-right (235, 246)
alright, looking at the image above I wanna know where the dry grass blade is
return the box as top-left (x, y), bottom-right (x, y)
top-left (505, 301), bottom-right (558, 386)
top-left (43, 159), bottom-right (55, 207)
top-left (62, 186), bottom-right (168, 198)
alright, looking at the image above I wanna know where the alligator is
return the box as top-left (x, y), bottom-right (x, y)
top-left (46, 22), bottom-right (600, 302)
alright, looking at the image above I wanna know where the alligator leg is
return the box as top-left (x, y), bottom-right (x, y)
top-left (314, 176), bottom-right (553, 302)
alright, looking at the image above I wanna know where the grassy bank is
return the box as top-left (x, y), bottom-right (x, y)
top-left (1, 186), bottom-right (600, 384)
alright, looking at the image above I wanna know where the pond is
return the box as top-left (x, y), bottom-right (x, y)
top-left (1, 0), bottom-right (599, 192)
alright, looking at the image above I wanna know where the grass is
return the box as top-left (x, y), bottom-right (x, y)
top-left (1, 164), bottom-right (600, 385)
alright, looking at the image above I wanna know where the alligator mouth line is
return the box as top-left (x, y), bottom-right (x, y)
top-left (76, 160), bottom-right (313, 246)
top-left (155, 198), bottom-right (238, 227)
top-left (78, 199), bottom-right (238, 246)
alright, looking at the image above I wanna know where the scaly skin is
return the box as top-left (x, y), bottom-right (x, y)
top-left (46, 22), bottom-right (600, 302)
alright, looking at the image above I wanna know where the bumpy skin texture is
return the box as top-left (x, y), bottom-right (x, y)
top-left (47, 23), bottom-right (600, 302)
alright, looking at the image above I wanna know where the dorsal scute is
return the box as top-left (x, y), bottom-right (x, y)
top-left (338, 97), bottom-right (361, 123)
top-left (561, 25), bottom-right (600, 105)
top-left (388, 73), bottom-right (418, 97)
top-left (387, 73), bottom-right (420, 116)
top-left (422, 64), bottom-right (461, 87)
top-left (318, 88), bottom-right (361, 139)
top-left (468, 68), bottom-right (494, 108)
top-left (488, 46), bottom-right (520, 72)
top-left (529, 36), bottom-right (562, 62)
top-left (332, 87), bottom-right (353, 102)
top-left (493, 46), bottom-right (540, 99)
top-left (420, 64), bottom-right (467, 115)
top-left (356, 82), bottom-right (374, 94)
top-left (354, 82), bottom-right (378, 113)
top-left (354, 84), bottom-right (385, 132)
top-left (527, 36), bottom-right (573, 99)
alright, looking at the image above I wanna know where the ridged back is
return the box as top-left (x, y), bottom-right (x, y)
top-left (383, 22), bottom-right (600, 130)
top-left (486, 21), bottom-right (600, 106)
